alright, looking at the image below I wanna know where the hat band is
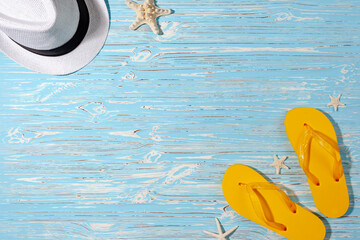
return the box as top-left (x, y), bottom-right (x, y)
top-left (12, 0), bottom-right (89, 57)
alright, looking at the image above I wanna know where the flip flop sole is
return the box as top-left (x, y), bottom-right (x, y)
top-left (285, 107), bottom-right (349, 218)
top-left (222, 164), bottom-right (326, 240)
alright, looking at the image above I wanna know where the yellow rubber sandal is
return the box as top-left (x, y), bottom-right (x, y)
top-left (222, 164), bottom-right (326, 240)
top-left (285, 107), bottom-right (349, 218)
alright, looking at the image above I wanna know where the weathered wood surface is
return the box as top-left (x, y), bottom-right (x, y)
top-left (0, 0), bottom-right (359, 239)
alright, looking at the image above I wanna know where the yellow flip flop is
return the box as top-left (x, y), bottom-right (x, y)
top-left (222, 164), bottom-right (326, 240)
top-left (285, 107), bottom-right (349, 218)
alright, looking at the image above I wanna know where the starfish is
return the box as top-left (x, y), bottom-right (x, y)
top-left (327, 94), bottom-right (345, 111)
top-left (203, 218), bottom-right (238, 240)
top-left (126, 0), bottom-right (172, 35)
top-left (270, 155), bottom-right (289, 175)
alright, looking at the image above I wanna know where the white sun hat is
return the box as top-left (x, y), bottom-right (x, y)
top-left (0, 0), bottom-right (109, 75)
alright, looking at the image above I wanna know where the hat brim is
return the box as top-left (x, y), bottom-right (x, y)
top-left (0, 0), bottom-right (109, 75)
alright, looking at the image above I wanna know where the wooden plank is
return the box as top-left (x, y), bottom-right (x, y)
top-left (0, 0), bottom-right (359, 239)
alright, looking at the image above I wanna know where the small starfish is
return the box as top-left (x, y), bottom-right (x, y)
top-left (270, 155), bottom-right (289, 175)
top-left (126, 0), bottom-right (172, 35)
top-left (203, 218), bottom-right (238, 240)
top-left (327, 94), bottom-right (345, 111)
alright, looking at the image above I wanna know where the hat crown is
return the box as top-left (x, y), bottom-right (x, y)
top-left (0, 0), bottom-right (80, 50)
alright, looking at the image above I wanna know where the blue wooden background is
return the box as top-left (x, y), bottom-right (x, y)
top-left (1, 0), bottom-right (359, 239)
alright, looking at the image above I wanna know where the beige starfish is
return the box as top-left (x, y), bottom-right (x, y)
top-left (126, 0), bottom-right (172, 35)
top-left (203, 218), bottom-right (238, 240)
top-left (327, 94), bottom-right (345, 111)
top-left (270, 155), bottom-right (289, 175)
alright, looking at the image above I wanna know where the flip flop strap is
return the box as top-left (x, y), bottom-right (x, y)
top-left (298, 124), bottom-right (343, 185)
top-left (239, 182), bottom-right (297, 231)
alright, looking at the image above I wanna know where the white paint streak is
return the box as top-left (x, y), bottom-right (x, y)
top-left (149, 126), bottom-right (162, 142)
top-left (156, 21), bottom-right (183, 41)
top-left (17, 177), bottom-right (45, 183)
top-left (6, 128), bottom-right (59, 143)
top-left (165, 164), bottom-right (198, 184)
top-left (275, 12), bottom-right (323, 22)
top-left (132, 189), bottom-right (153, 203)
top-left (189, 133), bottom-right (216, 138)
top-left (89, 223), bottom-right (114, 231)
top-left (109, 129), bottom-right (142, 138)
top-left (142, 150), bottom-right (162, 163)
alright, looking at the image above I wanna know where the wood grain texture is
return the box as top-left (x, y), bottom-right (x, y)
top-left (0, 0), bottom-right (359, 239)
